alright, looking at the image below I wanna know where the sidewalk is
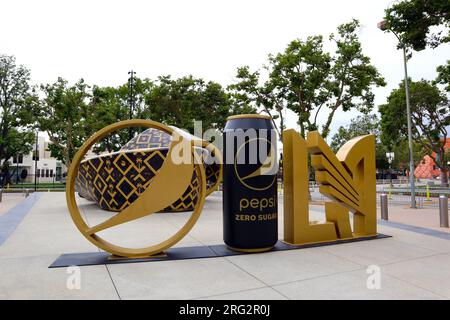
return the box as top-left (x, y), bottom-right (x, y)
top-left (0, 192), bottom-right (449, 299)
top-left (377, 204), bottom-right (450, 233)
top-left (0, 193), bottom-right (27, 216)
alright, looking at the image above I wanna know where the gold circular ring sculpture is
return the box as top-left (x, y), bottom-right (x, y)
top-left (66, 119), bottom-right (207, 258)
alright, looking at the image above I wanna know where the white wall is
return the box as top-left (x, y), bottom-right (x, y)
top-left (2, 135), bottom-right (67, 183)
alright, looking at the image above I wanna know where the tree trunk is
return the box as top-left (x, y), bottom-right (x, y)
top-left (66, 118), bottom-right (72, 171)
top-left (279, 110), bottom-right (284, 142)
top-left (440, 169), bottom-right (449, 187)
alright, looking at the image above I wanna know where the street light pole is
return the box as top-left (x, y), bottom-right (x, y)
top-left (128, 70), bottom-right (136, 140)
top-left (378, 20), bottom-right (416, 208)
top-left (16, 154), bottom-right (19, 184)
top-left (34, 131), bottom-right (38, 192)
top-left (401, 45), bottom-right (416, 208)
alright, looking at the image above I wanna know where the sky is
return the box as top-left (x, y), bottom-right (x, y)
top-left (2, 0), bottom-right (449, 140)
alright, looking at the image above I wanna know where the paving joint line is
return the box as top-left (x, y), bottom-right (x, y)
top-left (266, 266), bottom-right (367, 289)
top-left (104, 264), bottom-right (122, 300)
top-left (190, 285), bottom-right (269, 300)
top-left (224, 256), bottom-right (291, 300)
top-left (377, 250), bottom-right (450, 268)
top-left (79, 198), bottom-right (122, 300)
top-left (383, 272), bottom-right (448, 299)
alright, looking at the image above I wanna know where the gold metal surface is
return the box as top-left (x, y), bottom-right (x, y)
top-left (283, 129), bottom-right (377, 245)
top-left (66, 119), bottom-right (207, 258)
top-left (333, 134), bottom-right (377, 236)
top-left (227, 245), bottom-right (274, 253)
top-left (201, 141), bottom-right (223, 197)
top-left (283, 129), bottom-right (337, 245)
top-left (226, 114), bottom-right (272, 121)
top-left (75, 128), bottom-right (222, 212)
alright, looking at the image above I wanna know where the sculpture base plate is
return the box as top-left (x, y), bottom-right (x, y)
top-left (49, 233), bottom-right (390, 268)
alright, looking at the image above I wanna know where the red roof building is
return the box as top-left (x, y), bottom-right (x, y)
top-left (414, 138), bottom-right (450, 179)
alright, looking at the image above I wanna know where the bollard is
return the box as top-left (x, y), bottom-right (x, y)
top-left (439, 195), bottom-right (449, 228)
top-left (380, 193), bottom-right (388, 220)
top-left (25, 189), bottom-right (30, 198)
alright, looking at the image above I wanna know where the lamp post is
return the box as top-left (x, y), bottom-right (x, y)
top-left (16, 154), bottom-right (19, 184)
top-left (34, 131), bottom-right (38, 192)
top-left (128, 70), bottom-right (136, 140)
top-left (378, 20), bottom-right (416, 208)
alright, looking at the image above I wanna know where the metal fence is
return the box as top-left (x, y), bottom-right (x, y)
top-left (378, 186), bottom-right (450, 196)
top-left (0, 173), bottom-right (66, 190)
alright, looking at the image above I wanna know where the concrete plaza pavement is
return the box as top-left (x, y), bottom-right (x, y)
top-left (0, 191), bottom-right (449, 300)
top-left (0, 193), bottom-right (27, 216)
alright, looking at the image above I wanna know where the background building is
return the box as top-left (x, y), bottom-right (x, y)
top-left (414, 138), bottom-right (450, 180)
top-left (1, 135), bottom-right (67, 185)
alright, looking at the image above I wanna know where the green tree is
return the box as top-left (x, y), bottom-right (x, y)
top-left (228, 66), bottom-right (286, 140)
top-left (384, 0), bottom-right (450, 51)
top-left (379, 79), bottom-right (449, 186)
top-left (36, 78), bottom-right (91, 169)
top-left (330, 114), bottom-right (380, 151)
top-left (88, 78), bottom-right (154, 153)
top-left (230, 20), bottom-right (385, 139)
top-left (434, 60), bottom-right (450, 92)
top-left (329, 114), bottom-right (391, 169)
top-left (391, 139), bottom-right (426, 170)
top-left (88, 85), bottom-right (130, 153)
top-left (144, 75), bottom-right (252, 133)
top-left (0, 54), bottom-right (36, 177)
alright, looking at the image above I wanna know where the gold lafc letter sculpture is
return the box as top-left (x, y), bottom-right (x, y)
top-left (283, 129), bottom-right (376, 245)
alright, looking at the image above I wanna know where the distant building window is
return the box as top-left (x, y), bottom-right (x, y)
top-left (41, 170), bottom-right (45, 177)
top-left (32, 150), bottom-right (39, 161)
top-left (36, 169), bottom-right (40, 177)
top-left (12, 154), bottom-right (23, 164)
top-left (46, 169), bottom-right (49, 178)
top-left (50, 169), bottom-right (53, 178)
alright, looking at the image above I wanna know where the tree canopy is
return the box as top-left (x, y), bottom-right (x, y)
top-left (230, 20), bottom-right (386, 139)
top-left (145, 75), bottom-right (250, 133)
top-left (32, 75), bottom-right (254, 166)
top-left (35, 78), bottom-right (91, 169)
top-left (88, 78), bottom-right (154, 153)
top-left (330, 114), bottom-right (380, 152)
top-left (0, 54), bottom-right (36, 174)
top-left (384, 0), bottom-right (450, 51)
top-left (379, 78), bottom-right (449, 185)
top-left (435, 60), bottom-right (450, 92)
top-left (330, 114), bottom-right (392, 169)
